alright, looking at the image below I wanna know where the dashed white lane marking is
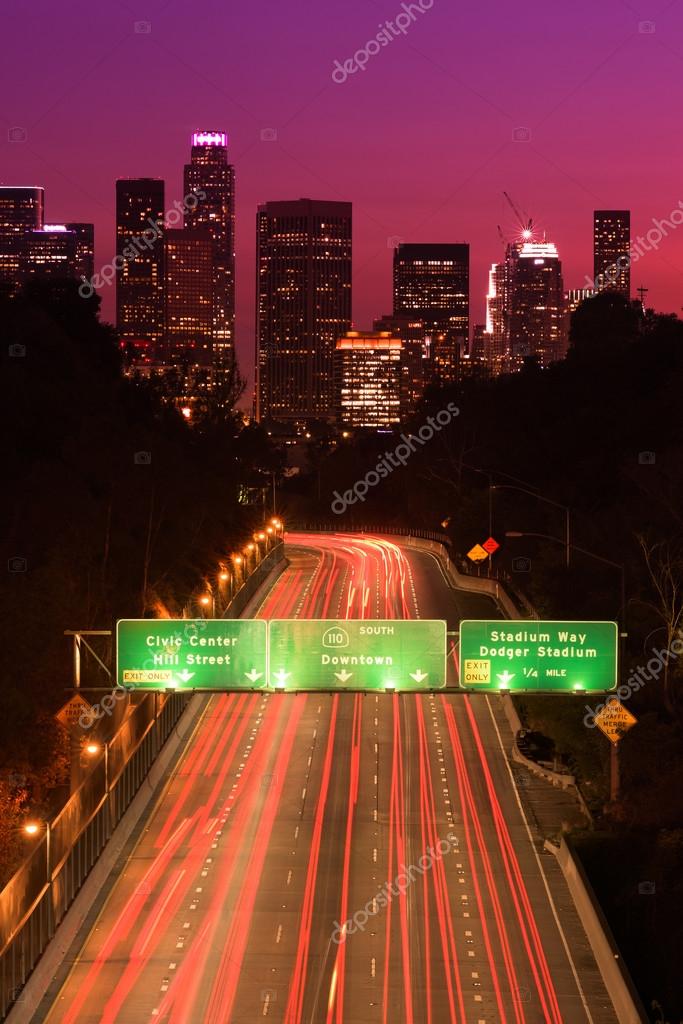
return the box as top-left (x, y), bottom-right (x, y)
top-left (276, 924), bottom-right (283, 944)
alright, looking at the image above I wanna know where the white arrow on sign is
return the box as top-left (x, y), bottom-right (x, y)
top-left (410, 670), bottom-right (428, 683)
top-left (177, 670), bottom-right (195, 683)
top-left (335, 670), bottom-right (353, 684)
top-left (273, 669), bottom-right (291, 687)
top-left (244, 669), bottom-right (263, 683)
top-left (496, 670), bottom-right (515, 686)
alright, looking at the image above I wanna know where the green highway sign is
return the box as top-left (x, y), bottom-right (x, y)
top-left (268, 619), bottom-right (447, 691)
top-left (459, 620), bottom-right (618, 693)
top-left (116, 619), bottom-right (267, 690)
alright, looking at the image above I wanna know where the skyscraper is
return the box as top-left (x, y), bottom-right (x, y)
top-left (0, 186), bottom-right (44, 295)
top-left (23, 225), bottom-right (77, 280)
top-left (593, 210), bottom-right (630, 297)
top-left (183, 131), bottom-right (235, 371)
top-left (335, 331), bottom-right (403, 428)
top-left (163, 229), bottom-right (214, 364)
top-left (64, 222), bottom-right (95, 282)
top-left (115, 178), bottom-right (165, 345)
top-left (373, 314), bottom-right (429, 414)
top-left (509, 241), bottom-right (567, 368)
top-left (256, 198), bottom-right (352, 423)
top-left (485, 257), bottom-right (511, 373)
top-left (393, 242), bottom-right (469, 382)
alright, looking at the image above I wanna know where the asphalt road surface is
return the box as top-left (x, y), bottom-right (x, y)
top-left (36, 532), bottom-right (619, 1024)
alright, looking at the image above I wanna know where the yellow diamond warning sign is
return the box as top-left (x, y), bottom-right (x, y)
top-left (594, 698), bottom-right (637, 744)
top-left (463, 659), bottom-right (491, 684)
top-left (55, 694), bottom-right (94, 732)
top-left (467, 544), bottom-right (489, 563)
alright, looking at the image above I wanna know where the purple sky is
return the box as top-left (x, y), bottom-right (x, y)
top-left (3, 0), bottom-right (683, 386)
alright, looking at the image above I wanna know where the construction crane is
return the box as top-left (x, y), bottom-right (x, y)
top-left (503, 191), bottom-right (534, 240)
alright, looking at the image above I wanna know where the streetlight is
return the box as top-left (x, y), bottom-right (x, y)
top-left (83, 740), bottom-right (109, 793)
top-left (494, 485), bottom-right (571, 569)
top-left (504, 530), bottom-right (625, 623)
top-left (232, 554), bottom-right (244, 588)
top-left (199, 593), bottom-right (215, 617)
top-left (24, 820), bottom-right (52, 904)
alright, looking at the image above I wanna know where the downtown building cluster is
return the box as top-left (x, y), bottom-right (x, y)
top-left (0, 142), bottom-right (632, 431)
top-left (0, 186), bottom-right (94, 294)
top-left (115, 131), bottom-right (236, 411)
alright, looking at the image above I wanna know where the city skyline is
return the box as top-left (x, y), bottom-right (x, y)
top-left (3, 0), bottom-right (683, 388)
top-left (3, 4), bottom-right (683, 1019)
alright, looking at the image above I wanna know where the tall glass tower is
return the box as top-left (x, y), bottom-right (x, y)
top-left (183, 131), bottom-right (235, 374)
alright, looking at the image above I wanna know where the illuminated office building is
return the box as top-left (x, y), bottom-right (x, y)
top-left (163, 229), bottom-right (213, 363)
top-left (393, 242), bottom-right (469, 382)
top-left (0, 186), bottom-right (44, 295)
top-left (256, 198), bottom-right (352, 423)
top-left (183, 131), bottom-right (235, 370)
top-left (509, 241), bottom-right (567, 368)
top-left (64, 222), bottom-right (95, 282)
top-left (335, 331), bottom-right (403, 428)
top-left (115, 178), bottom-right (165, 344)
top-left (23, 224), bottom-right (77, 280)
top-left (373, 314), bottom-right (429, 413)
top-left (593, 210), bottom-right (630, 297)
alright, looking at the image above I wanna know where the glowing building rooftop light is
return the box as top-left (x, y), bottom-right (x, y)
top-left (192, 130), bottom-right (227, 147)
top-left (42, 224), bottom-right (69, 232)
top-left (519, 242), bottom-right (559, 259)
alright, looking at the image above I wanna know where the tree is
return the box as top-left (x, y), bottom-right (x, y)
top-left (568, 291), bottom-right (640, 361)
top-left (638, 535), bottom-right (683, 714)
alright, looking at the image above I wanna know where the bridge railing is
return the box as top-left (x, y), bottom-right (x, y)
top-left (0, 689), bottom-right (189, 1020)
top-left (0, 540), bottom-right (286, 1020)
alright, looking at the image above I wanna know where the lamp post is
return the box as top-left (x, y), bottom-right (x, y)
top-left (232, 554), bottom-right (244, 589)
top-left (25, 820), bottom-right (52, 924)
top-left (199, 592), bottom-right (214, 618)
top-left (494, 485), bottom-right (571, 569)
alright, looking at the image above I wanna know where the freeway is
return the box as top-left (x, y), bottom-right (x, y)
top-left (35, 532), bottom-right (618, 1023)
